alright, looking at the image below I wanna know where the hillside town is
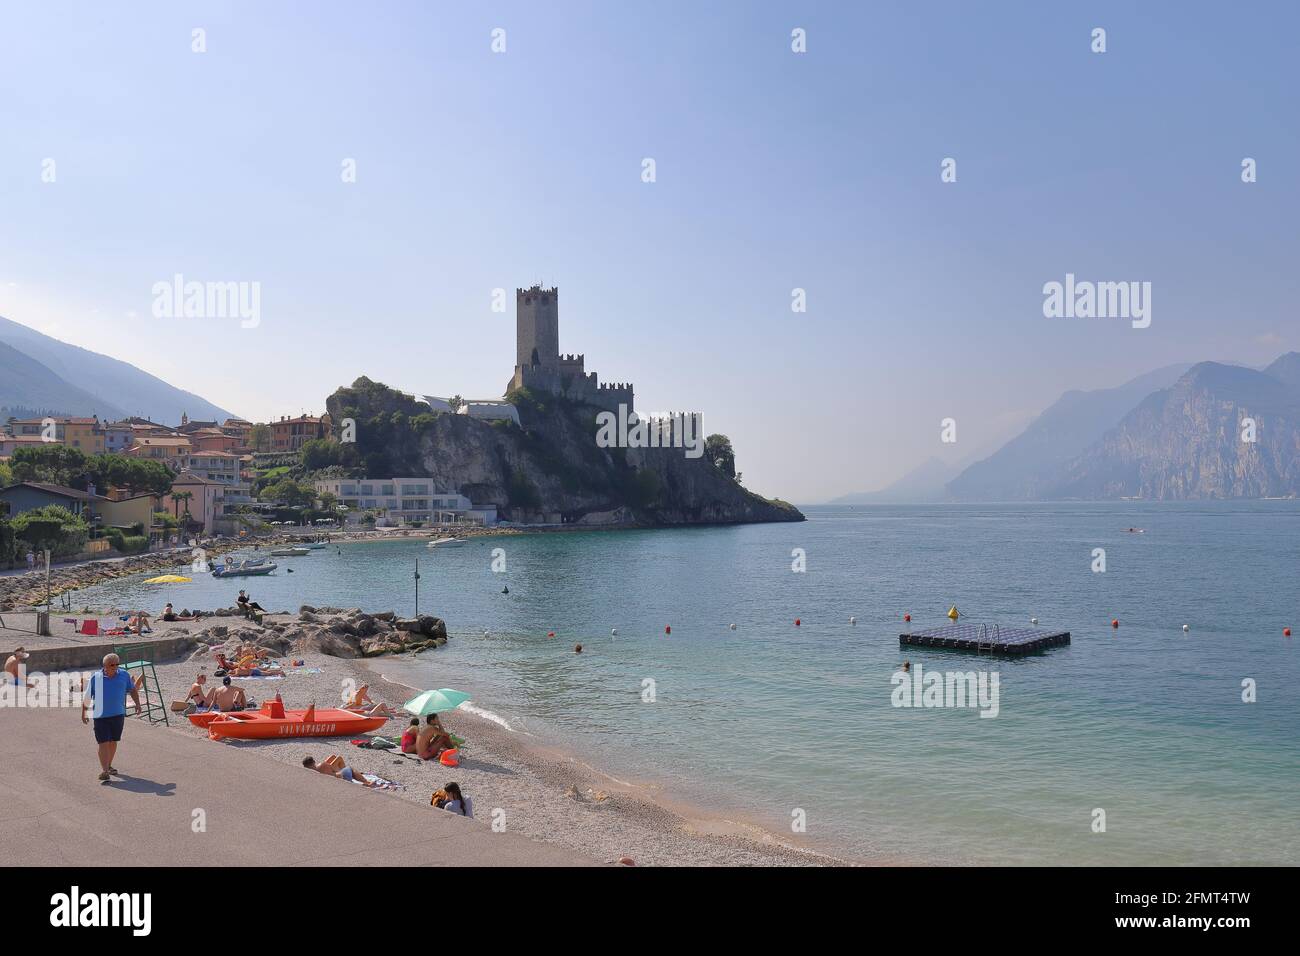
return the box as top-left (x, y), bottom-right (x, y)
top-left (0, 409), bottom-right (499, 568)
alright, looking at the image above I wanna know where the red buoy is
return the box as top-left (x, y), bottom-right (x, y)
top-left (547, 631), bottom-right (555, 638)
top-left (1111, 619), bottom-right (1119, 629)
top-left (903, 613), bottom-right (911, 623)
top-left (664, 625), bottom-right (671, 635)
top-left (794, 618), bottom-right (801, 627)
top-left (1286, 628), bottom-right (1293, 637)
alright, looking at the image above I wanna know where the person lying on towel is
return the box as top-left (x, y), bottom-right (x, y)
top-left (302, 754), bottom-right (379, 787)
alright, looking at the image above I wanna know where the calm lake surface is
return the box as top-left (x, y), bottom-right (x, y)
top-left (79, 503), bottom-right (1300, 864)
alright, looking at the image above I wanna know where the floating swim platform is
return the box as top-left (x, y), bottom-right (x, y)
top-left (899, 623), bottom-right (1070, 655)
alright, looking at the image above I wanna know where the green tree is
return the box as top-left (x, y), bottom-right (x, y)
top-left (0, 516), bottom-right (15, 567)
top-left (300, 438), bottom-right (339, 471)
top-left (704, 434), bottom-right (736, 479)
top-left (448, 395), bottom-right (465, 412)
top-left (260, 478), bottom-right (315, 508)
top-left (9, 445), bottom-right (89, 486)
top-left (12, 504), bottom-right (89, 558)
top-left (249, 423), bottom-right (271, 452)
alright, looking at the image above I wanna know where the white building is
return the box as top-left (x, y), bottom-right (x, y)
top-left (313, 477), bottom-right (495, 525)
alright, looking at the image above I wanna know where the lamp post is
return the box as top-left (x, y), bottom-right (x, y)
top-left (414, 557), bottom-right (421, 617)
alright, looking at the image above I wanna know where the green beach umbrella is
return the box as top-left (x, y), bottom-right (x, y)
top-left (403, 688), bottom-right (472, 716)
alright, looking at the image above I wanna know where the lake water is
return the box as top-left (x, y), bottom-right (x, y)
top-left (77, 503), bottom-right (1300, 864)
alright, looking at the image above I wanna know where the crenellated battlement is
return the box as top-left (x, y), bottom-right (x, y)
top-left (506, 283), bottom-right (634, 413)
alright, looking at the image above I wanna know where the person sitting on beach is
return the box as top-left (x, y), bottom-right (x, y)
top-left (438, 782), bottom-right (473, 817)
top-left (209, 677), bottom-right (247, 711)
top-left (236, 591), bottom-right (266, 613)
top-left (162, 603), bottom-right (178, 622)
top-left (186, 674), bottom-right (212, 709)
top-left (416, 713), bottom-right (453, 760)
top-left (401, 718), bottom-right (420, 753)
top-left (344, 685), bottom-right (374, 709)
top-left (126, 612), bottom-right (152, 634)
top-left (302, 755), bottom-right (378, 787)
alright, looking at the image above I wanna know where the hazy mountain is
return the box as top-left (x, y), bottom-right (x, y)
top-left (0, 316), bottom-right (235, 425)
top-left (945, 363), bottom-right (1193, 500)
top-left (0, 340), bottom-right (128, 420)
top-left (1046, 356), bottom-right (1300, 499)
top-left (830, 457), bottom-right (963, 504)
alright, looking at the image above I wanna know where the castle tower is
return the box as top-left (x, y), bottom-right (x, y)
top-left (516, 285), bottom-right (559, 371)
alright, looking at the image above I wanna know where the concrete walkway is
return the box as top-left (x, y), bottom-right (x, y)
top-left (0, 707), bottom-right (598, 866)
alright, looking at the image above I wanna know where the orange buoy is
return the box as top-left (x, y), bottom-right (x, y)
top-left (664, 625), bottom-right (671, 635)
top-left (1111, 619), bottom-right (1119, 629)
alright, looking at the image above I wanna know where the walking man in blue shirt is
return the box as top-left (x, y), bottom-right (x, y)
top-left (81, 653), bottom-right (141, 782)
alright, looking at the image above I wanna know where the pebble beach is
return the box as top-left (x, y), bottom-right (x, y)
top-left (148, 618), bottom-right (830, 867)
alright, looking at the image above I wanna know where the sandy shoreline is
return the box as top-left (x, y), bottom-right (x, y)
top-left (143, 620), bottom-right (838, 867)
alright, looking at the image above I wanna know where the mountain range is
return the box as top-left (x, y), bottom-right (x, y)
top-left (0, 316), bottom-right (235, 424)
top-left (837, 353), bottom-right (1300, 502)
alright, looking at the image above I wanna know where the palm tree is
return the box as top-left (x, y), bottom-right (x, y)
top-left (173, 490), bottom-right (193, 529)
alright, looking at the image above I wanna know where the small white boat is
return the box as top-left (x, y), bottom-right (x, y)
top-left (426, 537), bottom-right (467, 548)
top-left (269, 546), bottom-right (311, 556)
top-left (212, 560), bottom-right (278, 578)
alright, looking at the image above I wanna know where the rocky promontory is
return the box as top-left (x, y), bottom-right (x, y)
top-left (324, 377), bottom-right (803, 525)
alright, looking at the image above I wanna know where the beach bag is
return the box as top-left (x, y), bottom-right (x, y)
top-left (439, 748), bottom-right (460, 767)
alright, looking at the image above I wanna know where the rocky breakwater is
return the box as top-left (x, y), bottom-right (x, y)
top-left (0, 546), bottom-right (243, 612)
top-left (286, 605), bottom-right (449, 658)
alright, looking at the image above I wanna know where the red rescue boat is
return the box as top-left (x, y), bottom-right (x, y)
top-left (195, 699), bottom-right (386, 740)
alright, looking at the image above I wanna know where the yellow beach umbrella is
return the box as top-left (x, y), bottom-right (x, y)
top-left (143, 574), bottom-right (193, 584)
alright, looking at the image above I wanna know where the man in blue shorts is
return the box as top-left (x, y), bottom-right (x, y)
top-left (81, 653), bottom-right (141, 782)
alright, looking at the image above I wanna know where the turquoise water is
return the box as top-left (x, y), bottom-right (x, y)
top-left (78, 504), bottom-right (1300, 864)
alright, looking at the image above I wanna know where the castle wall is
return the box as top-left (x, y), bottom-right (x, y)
top-left (508, 285), bottom-right (633, 414)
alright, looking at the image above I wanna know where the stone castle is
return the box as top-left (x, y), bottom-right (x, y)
top-left (506, 286), bottom-right (634, 414)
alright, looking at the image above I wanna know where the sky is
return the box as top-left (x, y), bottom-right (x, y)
top-left (1, 1), bottom-right (1296, 504)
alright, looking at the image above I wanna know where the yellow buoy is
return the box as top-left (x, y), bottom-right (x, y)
top-left (947, 605), bottom-right (960, 621)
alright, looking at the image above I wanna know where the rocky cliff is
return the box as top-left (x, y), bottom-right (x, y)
top-left (324, 378), bottom-right (802, 525)
top-left (1045, 358), bottom-right (1300, 499)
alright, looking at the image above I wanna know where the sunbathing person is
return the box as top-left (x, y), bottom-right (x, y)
top-left (229, 661), bottom-right (283, 678)
top-left (416, 713), bottom-right (453, 760)
top-left (209, 677), bottom-right (248, 711)
top-left (343, 685), bottom-right (398, 718)
top-left (302, 754), bottom-right (378, 787)
top-left (162, 603), bottom-right (178, 622)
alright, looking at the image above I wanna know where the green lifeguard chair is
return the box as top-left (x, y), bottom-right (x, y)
top-left (113, 641), bottom-right (170, 726)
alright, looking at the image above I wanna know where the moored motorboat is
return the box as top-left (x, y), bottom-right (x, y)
top-left (269, 546), bottom-right (311, 556)
top-left (211, 559), bottom-right (278, 578)
top-left (426, 537), bottom-right (466, 548)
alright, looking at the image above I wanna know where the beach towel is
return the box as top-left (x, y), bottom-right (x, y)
top-left (79, 619), bottom-right (99, 636)
top-left (230, 674), bottom-right (283, 680)
top-left (357, 772), bottom-right (403, 790)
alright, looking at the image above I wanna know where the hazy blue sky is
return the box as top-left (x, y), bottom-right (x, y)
top-left (1, 1), bottom-right (1296, 503)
